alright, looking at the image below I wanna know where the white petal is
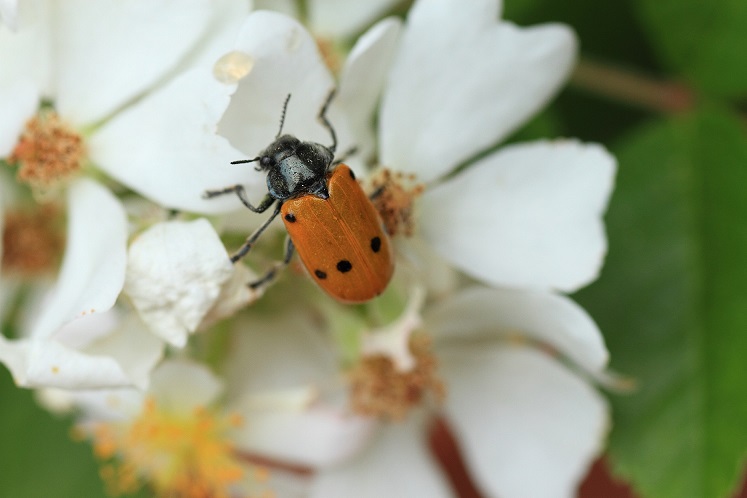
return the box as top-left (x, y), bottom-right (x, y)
top-left (336, 17), bottom-right (401, 165)
top-left (380, 0), bottom-right (577, 182)
top-left (148, 359), bottom-right (224, 411)
top-left (223, 311), bottom-right (339, 396)
top-left (0, 334), bottom-right (135, 389)
top-left (310, 414), bottom-right (452, 498)
top-left (420, 140), bottom-right (616, 292)
top-left (82, 313), bottom-right (164, 390)
top-left (427, 286), bottom-right (609, 374)
top-left (0, 0), bottom-right (49, 155)
top-left (440, 345), bottom-right (608, 498)
top-left (0, 0), bottom-right (52, 94)
top-left (89, 67), bottom-right (252, 213)
top-left (0, 0), bottom-right (18, 30)
top-left (200, 264), bottom-right (263, 328)
top-left (217, 11), bottom-right (348, 159)
top-left (124, 219), bottom-right (233, 348)
top-left (232, 405), bottom-right (376, 468)
top-left (0, 80), bottom-right (37, 156)
top-left (29, 178), bottom-right (127, 339)
top-left (308, 0), bottom-right (401, 39)
top-left (53, 0), bottom-right (214, 126)
top-left (47, 386), bottom-right (145, 421)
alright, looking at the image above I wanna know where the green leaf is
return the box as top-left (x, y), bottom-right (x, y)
top-left (575, 107), bottom-right (747, 497)
top-left (0, 368), bottom-right (107, 497)
top-left (634, 0), bottom-right (747, 97)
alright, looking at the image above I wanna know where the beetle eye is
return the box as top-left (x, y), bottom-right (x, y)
top-left (260, 156), bottom-right (273, 168)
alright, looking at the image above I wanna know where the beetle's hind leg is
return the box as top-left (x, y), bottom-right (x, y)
top-left (248, 237), bottom-right (295, 291)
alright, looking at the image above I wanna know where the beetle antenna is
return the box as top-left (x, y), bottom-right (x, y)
top-left (276, 94), bottom-right (292, 138)
top-left (230, 157), bottom-right (260, 165)
top-left (318, 89), bottom-right (337, 153)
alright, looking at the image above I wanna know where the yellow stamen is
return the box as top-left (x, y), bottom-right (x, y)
top-left (8, 111), bottom-right (85, 191)
top-left (348, 334), bottom-right (445, 421)
top-left (368, 169), bottom-right (425, 237)
top-left (87, 398), bottom-right (253, 498)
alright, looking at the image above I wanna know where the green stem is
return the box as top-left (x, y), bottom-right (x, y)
top-left (570, 58), bottom-right (694, 113)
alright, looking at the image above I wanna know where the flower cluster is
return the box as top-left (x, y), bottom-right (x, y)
top-left (0, 1), bottom-right (616, 497)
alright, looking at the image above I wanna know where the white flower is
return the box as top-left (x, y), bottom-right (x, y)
top-left (0, 179), bottom-right (140, 388)
top-left (311, 286), bottom-right (610, 498)
top-left (124, 218), bottom-right (260, 348)
top-left (339, 0), bottom-right (616, 294)
top-left (0, 0), bottom-right (251, 389)
top-left (59, 359), bottom-right (263, 498)
top-left (52, 308), bottom-right (379, 497)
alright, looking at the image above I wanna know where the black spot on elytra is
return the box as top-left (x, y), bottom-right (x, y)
top-left (336, 260), bottom-right (352, 273)
top-left (284, 213), bottom-right (296, 223)
top-left (370, 236), bottom-right (381, 253)
top-left (349, 168), bottom-right (356, 180)
top-left (314, 269), bottom-right (327, 279)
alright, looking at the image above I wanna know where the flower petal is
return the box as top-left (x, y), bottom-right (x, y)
top-left (0, 333), bottom-right (135, 389)
top-left (420, 140), bottom-right (616, 292)
top-left (223, 310), bottom-right (376, 467)
top-left (148, 359), bottom-right (224, 411)
top-left (223, 311), bottom-right (339, 396)
top-left (308, 0), bottom-right (401, 39)
top-left (310, 414), bottom-right (452, 498)
top-left (89, 67), bottom-right (251, 213)
top-left (440, 344), bottom-right (609, 498)
top-left (232, 405), bottom-right (376, 468)
top-left (81, 312), bottom-right (164, 390)
top-left (124, 219), bottom-right (233, 348)
top-left (216, 11), bottom-right (350, 160)
top-left (0, 0), bottom-right (18, 30)
top-left (0, 0), bottom-right (52, 94)
top-left (53, 0), bottom-right (214, 125)
top-left (0, 0), bottom-right (50, 156)
top-left (29, 178), bottom-right (127, 339)
top-left (380, 0), bottom-right (577, 182)
top-left (337, 17), bottom-right (401, 166)
top-left (427, 286), bottom-right (608, 374)
top-left (0, 80), bottom-right (37, 156)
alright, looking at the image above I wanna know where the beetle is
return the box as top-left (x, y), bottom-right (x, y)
top-left (204, 91), bottom-right (394, 303)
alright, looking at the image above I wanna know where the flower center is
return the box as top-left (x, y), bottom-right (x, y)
top-left (88, 398), bottom-right (253, 498)
top-left (1, 205), bottom-right (64, 276)
top-left (368, 169), bottom-right (425, 237)
top-left (348, 334), bottom-right (445, 421)
top-left (8, 111), bottom-right (85, 191)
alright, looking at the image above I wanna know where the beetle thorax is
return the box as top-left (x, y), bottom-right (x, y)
top-left (261, 135), bottom-right (334, 200)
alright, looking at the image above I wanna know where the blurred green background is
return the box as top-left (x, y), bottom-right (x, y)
top-left (2, 0), bottom-right (746, 496)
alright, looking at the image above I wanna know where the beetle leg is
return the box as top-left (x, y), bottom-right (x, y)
top-left (248, 237), bottom-right (295, 290)
top-left (204, 187), bottom-right (274, 214)
top-left (331, 145), bottom-right (358, 166)
top-left (318, 88), bottom-right (337, 154)
top-left (230, 201), bottom-right (282, 263)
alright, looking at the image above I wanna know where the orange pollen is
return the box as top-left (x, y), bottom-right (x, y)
top-left (315, 37), bottom-right (343, 75)
top-left (348, 334), bottom-right (445, 421)
top-left (2, 205), bottom-right (64, 276)
top-left (86, 398), bottom-right (252, 498)
top-left (8, 112), bottom-right (85, 190)
top-left (367, 169), bottom-right (425, 237)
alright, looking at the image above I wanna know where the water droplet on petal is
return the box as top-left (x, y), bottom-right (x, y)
top-left (213, 51), bottom-right (254, 84)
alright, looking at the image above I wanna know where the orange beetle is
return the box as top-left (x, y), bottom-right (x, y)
top-left (204, 92), bottom-right (394, 303)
